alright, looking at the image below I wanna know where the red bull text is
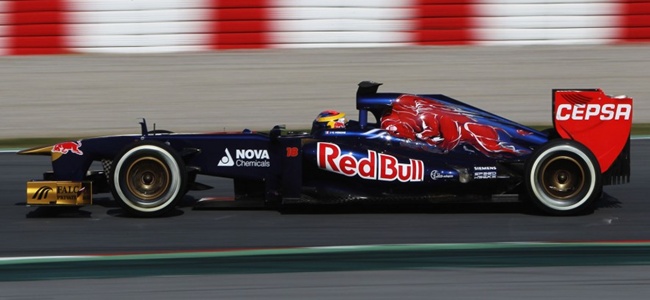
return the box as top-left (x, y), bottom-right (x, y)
top-left (317, 142), bottom-right (424, 182)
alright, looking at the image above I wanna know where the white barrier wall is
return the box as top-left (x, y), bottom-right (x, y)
top-left (269, 0), bottom-right (415, 48)
top-left (474, 0), bottom-right (622, 45)
top-left (67, 0), bottom-right (212, 53)
top-left (0, 0), bottom-right (648, 55)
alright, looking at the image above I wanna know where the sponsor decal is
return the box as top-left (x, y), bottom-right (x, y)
top-left (26, 181), bottom-right (92, 205)
top-left (55, 186), bottom-right (86, 201)
top-left (323, 131), bottom-right (347, 135)
top-left (32, 186), bottom-right (53, 200)
top-left (555, 103), bottom-right (632, 121)
top-left (52, 141), bottom-right (83, 155)
top-left (218, 148), bottom-right (270, 168)
top-left (553, 89), bottom-right (633, 173)
top-left (474, 166), bottom-right (496, 171)
top-left (473, 166), bottom-right (497, 180)
top-left (286, 147), bottom-right (299, 157)
top-left (430, 170), bottom-right (455, 180)
top-left (218, 148), bottom-right (234, 166)
top-left (317, 142), bottom-right (424, 182)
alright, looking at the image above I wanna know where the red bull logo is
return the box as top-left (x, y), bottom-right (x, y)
top-left (317, 142), bottom-right (424, 182)
top-left (380, 94), bottom-right (528, 157)
top-left (52, 141), bottom-right (83, 155)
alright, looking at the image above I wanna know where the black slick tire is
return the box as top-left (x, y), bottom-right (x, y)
top-left (524, 139), bottom-right (602, 216)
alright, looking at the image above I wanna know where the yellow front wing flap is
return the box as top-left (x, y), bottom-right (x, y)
top-left (26, 181), bottom-right (92, 206)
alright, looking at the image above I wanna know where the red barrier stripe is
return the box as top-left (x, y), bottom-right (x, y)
top-left (214, 21), bottom-right (268, 33)
top-left (6, 12), bottom-right (67, 25)
top-left (212, 0), bottom-right (271, 8)
top-left (418, 4), bottom-right (477, 18)
top-left (215, 33), bottom-right (268, 45)
top-left (419, 17), bottom-right (474, 30)
top-left (624, 15), bottom-right (650, 27)
top-left (209, 0), bottom-right (270, 49)
top-left (620, 1), bottom-right (650, 41)
top-left (5, 0), bottom-right (64, 12)
top-left (6, 36), bottom-right (67, 48)
top-left (7, 24), bottom-right (66, 36)
top-left (418, 29), bottom-right (474, 42)
top-left (415, 1), bottom-right (474, 45)
top-left (622, 1), bottom-right (650, 14)
top-left (620, 27), bottom-right (650, 41)
top-left (214, 8), bottom-right (267, 21)
top-left (6, 0), bottom-right (69, 55)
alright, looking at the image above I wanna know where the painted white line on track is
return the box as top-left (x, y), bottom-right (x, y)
top-left (2, 241), bottom-right (650, 265)
top-left (0, 256), bottom-right (92, 262)
top-left (0, 149), bottom-right (20, 153)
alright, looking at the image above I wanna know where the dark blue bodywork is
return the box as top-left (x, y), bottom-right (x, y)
top-left (35, 82), bottom-right (551, 206)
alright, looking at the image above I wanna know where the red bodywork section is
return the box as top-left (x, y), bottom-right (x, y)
top-left (380, 94), bottom-right (528, 157)
top-left (553, 89), bottom-right (633, 173)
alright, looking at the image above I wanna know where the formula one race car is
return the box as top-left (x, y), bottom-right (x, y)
top-left (20, 81), bottom-right (633, 217)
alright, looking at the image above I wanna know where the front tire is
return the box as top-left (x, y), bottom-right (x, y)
top-left (524, 139), bottom-right (602, 216)
top-left (110, 141), bottom-right (187, 217)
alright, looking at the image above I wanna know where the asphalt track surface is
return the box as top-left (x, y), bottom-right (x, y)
top-left (2, 140), bottom-right (649, 256)
top-left (1, 139), bottom-right (649, 298)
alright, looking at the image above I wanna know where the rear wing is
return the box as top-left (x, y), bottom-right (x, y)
top-left (553, 89), bottom-right (633, 184)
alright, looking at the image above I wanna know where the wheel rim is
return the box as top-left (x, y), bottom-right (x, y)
top-left (125, 157), bottom-right (170, 202)
top-left (528, 143), bottom-right (599, 213)
top-left (540, 155), bottom-right (585, 200)
top-left (112, 144), bottom-right (184, 215)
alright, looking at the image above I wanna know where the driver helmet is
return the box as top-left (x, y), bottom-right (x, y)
top-left (312, 110), bottom-right (346, 131)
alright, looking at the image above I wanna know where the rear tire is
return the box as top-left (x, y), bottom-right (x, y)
top-left (524, 139), bottom-right (601, 216)
top-left (110, 141), bottom-right (187, 217)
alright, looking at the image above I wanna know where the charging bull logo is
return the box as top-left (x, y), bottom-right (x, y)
top-left (380, 94), bottom-right (529, 157)
top-left (52, 141), bottom-right (83, 155)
